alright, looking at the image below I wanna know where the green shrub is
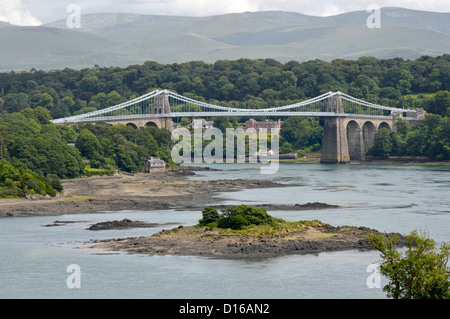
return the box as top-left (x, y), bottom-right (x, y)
top-left (199, 207), bottom-right (220, 226)
top-left (0, 159), bottom-right (58, 198)
top-left (216, 205), bottom-right (277, 230)
top-left (297, 149), bottom-right (306, 157)
top-left (45, 174), bottom-right (63, 192)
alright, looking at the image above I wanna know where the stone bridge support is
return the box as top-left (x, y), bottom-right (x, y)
top-left (320, 94), bottom-right (396, 164)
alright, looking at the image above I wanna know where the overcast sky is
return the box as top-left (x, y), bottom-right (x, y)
top-left (1, 0), bottom-right (450, 26)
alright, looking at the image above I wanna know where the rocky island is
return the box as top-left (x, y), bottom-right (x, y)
top-left (91, 205), bottom-right (406, 259)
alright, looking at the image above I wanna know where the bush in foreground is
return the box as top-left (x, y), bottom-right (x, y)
top-left (369, 230), bottom-right (449, 299)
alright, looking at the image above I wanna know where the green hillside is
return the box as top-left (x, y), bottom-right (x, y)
top-left (0, 26), bottom-right (137, 71)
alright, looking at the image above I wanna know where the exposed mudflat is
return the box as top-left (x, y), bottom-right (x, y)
top-left (0, 167), bottom-right (287, 217)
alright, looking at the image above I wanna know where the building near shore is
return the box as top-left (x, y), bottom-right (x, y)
top-left (188, 119), bottom-right (214, 129)
top-left (144, 157), bottom-right (166, 172)
top-left (244, 119), bottom-right (281, 132)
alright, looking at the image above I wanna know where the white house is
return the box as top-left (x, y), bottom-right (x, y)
top-left (189, 119), bottom-right (214, 129)
top-left (144, 157), bottom-right (166, 172)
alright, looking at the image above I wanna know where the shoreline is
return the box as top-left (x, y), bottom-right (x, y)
top-left (90, 222), bottom-right (406, 260)
top-left (1, 159), bottom-right (447, 218)
top-left (0, 167), bottom-right (289, 218)
top-left (280, 156), bottom-right (450, 165)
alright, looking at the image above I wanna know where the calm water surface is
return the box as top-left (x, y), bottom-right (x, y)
top-left (0, 163), bottom-right (449, 299)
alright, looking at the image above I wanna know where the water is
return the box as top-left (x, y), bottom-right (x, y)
top-left (0, 163), bottom-right (449, 299)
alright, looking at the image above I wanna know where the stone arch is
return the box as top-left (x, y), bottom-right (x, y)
top-left (347, 120), bottom-right (364, 160)
top-left (362, 121), bottom-right (377, 149)
top-left (126, 123), bottom-right (138, 129)
top-left (145, 121), bottom-right (159, 128)
top-left (379, 122), bottom-right (391, 131)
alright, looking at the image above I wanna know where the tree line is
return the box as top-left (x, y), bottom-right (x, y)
top-left (0, 108), bottom-right (174, 198)
top-left (0, 55), bottom-right (449, 118)
top-left (368, 115), bottom-right (450, 160)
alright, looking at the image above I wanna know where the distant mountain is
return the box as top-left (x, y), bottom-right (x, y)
top-left (0, 26), bottom-right (138, 71)
top-left (1, 8), bottom-right (449, 71)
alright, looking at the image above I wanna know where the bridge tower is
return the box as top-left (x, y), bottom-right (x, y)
top-left (153, 91), bottom-right (172, 115)
top-left (320, 93), bottom-right (351, 164)
top-left (151, 90), bottom-right (173, 130)
top-left (97, 91), bottom-right (174, 130)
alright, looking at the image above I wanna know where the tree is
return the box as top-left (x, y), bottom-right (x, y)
top-left (280, 142), bottom-right (293, 154)
top-left (0, 159), bottom-right (59, 198)
top-left (429, 91), bottom-right (450, 116)
top-left (3, 93), bottom-right (30, 112)
top-left (217, 205), bottom-right (276, 230)
top-left (75, 129), bottom-right (101, 160)
top-left (45, 173), bottom-right (63, 192)
top-left (198, 207), bottom-right (220, 226)
top-left (106, 91), bottom-right (123, 106)
top-left (396, 69), bottom-right (413, 94)
top-left (39, 92), bottom-right (54, 109)
top-left (367, 128), bottom-right (392, 157)
top-left (281, 117), bottom-right (322, 150)
top-left (368, 230), bottom-right (449, 299)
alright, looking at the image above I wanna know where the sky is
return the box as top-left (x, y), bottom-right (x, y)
top-left (1, 0), bottom-right (450, 26)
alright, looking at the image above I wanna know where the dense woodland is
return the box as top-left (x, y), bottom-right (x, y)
top-left (0, 55), bottom-right (449, 117)
top-left (0, 55), bottom-right (449, 197)
top-left (0, 107), bottom-right (174, 197)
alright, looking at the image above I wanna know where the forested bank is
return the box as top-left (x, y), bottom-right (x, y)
top-left (0, 55), bottom-right (449, 118)
top-left (0, 55), bottom-right (449, 197)
top-left (0, 108), bottom-right (175, 198)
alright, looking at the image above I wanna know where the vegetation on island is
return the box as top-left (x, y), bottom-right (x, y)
top-left (198, 204), bottom-right (322, 234)
top-left (368, 230), bottom-right (450, 299)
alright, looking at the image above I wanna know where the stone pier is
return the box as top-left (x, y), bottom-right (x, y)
top-left (320, 94), bottom-right (396, 164)
top-left (320, 94), bottom-right (351, 164)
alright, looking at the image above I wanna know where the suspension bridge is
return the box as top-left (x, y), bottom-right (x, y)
top-left (51, 89), bottom-right (425, 164)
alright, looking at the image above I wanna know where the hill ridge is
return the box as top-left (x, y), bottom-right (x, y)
top-left (0, 8), bottom-right (448, 71)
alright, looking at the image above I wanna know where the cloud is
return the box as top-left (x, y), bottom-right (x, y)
top-left (0, 0), bottom-right (41, 25)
